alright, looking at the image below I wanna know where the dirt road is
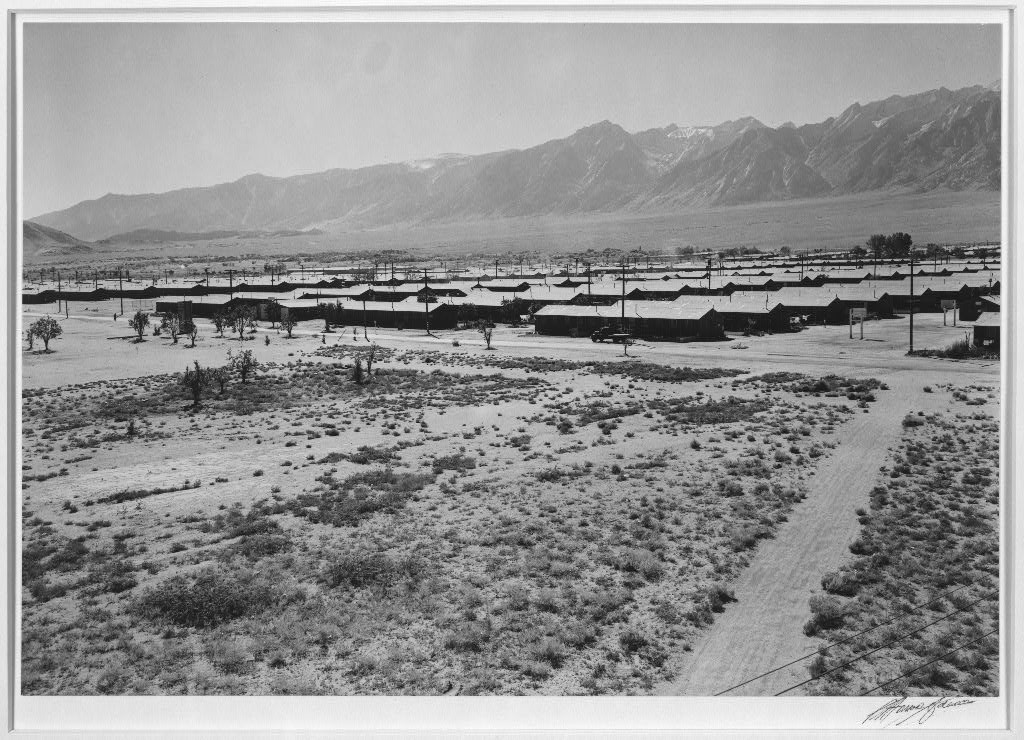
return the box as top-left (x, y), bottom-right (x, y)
top-left (655, 369), bottom-right (987, 696)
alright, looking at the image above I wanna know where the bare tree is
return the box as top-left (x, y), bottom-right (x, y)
top-left (26, 329), bottom-right (34, 351)
top-left (167, 316), bottom-right (181, 344)
top-left (180, 360), bottom-right (208, 408)
top-left (230, 306), bottom-right (256, 341)
top-left (188, 323), bottom-right (199, 348)
top-left (213, 311), bottom-right (228, 338)
top-left (366, 344), bottom-right (378, 374)
top-left (128, 311), bottom-right (150, 342)
top-left (281, 317), bottom-right (297, 338)
top-left (227, 348), bottom-right (260, 384)
top-left (29, 316), bottom-right (62, 352)
top-left (477, 320), bottom-right (494, 350)
top-left (208, 366), bottom-right (229, 394)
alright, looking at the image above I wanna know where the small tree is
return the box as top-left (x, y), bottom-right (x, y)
top-left (281, 317), bottom-right (297, 338)
top-left (213, 311), bottom-right (228, 338)
top-left (188, 323), bottom-right (199, 348)
top-left (29, 316), bottom-right (62, 352)
top-left (227, 348), bottom-right (259, 384)
top-left (209, 366), bottom-right (229, 394)
top-left (499, 298), bottom-right (521, 327)
top-left (230, 306), bottom-right (256, 341)
top-left (351, 357), bottom-right (364, 384)
top-left (180, 360), bottom-right (208, 408)
top-left (867, 234), bottom-right (887, 261)
top-left (366, 344), bottom-right (378, 374)
top-left (159, 314), bottom-right (181, 344)
top-left (884, 232), bottom-right (913, 260)
top-left (477, 320), bottom-right (494, 350)
top-left (26, 329), bottom-right (33, 351)
top-left (129, 311), bottom-right (150, 342)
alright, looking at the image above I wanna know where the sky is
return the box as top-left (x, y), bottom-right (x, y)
top-left (24, 22), bottom-right (1001, 217)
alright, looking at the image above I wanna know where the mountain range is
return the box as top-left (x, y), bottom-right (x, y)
top-left (31, 83), bottom-right (1000, 242)
top-left (23, 220), bottom-right (93, 256)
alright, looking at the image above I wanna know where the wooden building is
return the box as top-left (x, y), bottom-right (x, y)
top-left (534, 301), bottom-right (723, 341)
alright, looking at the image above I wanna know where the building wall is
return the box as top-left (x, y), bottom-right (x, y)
top-left (535, 311), bottom-right (723, 340)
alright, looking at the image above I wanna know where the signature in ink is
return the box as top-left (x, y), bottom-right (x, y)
top-left (863, 696), bottom-right (975, 727)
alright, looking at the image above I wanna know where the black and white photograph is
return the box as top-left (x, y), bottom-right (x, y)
top-left (4, 5), bottom-right (1018, 735)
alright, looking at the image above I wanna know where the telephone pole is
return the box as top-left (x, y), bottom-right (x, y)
top-left (909, 249), bottom-right (915, 354)
top-left (118, 269), bottom-right (124, 316)
top-left (621, 258), bottom-right (629, 357)
top-left (423, 269), bottom-right (431, 336)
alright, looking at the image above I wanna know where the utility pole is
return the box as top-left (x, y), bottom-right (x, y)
top-left (909, 249), bottom-right (915, 354)
top-left (227, 269), bottom-right (236, 296)
top-left (118, 269), bottom-right (124, 316)
top-left (423, 269), bottom-right (431, 336)
top-left (365, 286), bottom-right (374, 340)
top-left (585, 262), bottom-right (592, 298)
top-left (621, 258), bottom-right (629, 357)
top-left (56, 271), bottom-right (61, 313)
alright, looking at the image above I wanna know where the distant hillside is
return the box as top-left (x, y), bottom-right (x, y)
top-left (32, 83), bottom-right (1001, 241)
top-left (97, 227), bottom-right (324, 244)
top-left (23, 221), bottom-right (93, 256)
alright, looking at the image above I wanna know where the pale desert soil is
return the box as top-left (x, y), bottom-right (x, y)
top-left (656, 371), bottom-right (959, 695)
top-left (18, 304), bottom-right (999, 695)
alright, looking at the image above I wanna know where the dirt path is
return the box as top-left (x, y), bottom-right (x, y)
top-left (656, 372), bottom-right (953, 696)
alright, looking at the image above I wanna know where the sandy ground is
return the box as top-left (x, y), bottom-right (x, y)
top-left (22, 300), bottom-right (998, 389)
top-left (19, 299), bottom-right (1000, 695)
top-left (655, 371), bottom-right (961, 695)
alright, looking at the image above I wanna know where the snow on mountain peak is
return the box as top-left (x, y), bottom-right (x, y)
top-left (668, 126), bottom-right (713, 140)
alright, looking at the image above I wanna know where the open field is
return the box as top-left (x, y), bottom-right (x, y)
top-left (19, 302), bottom-right (1000, 696)
top-left (24, 190), bottom-right (1000, 270)
top-left (797, 385), bottom-right (1000, 697)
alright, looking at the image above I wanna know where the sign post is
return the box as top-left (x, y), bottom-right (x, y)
top-left (850, 307), bottom-right (867, 339)
top-left (940, 300), bottom-right (957, 326)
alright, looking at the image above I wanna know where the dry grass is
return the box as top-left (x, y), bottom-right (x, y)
top-left (20, 345), bottom-right (888, 695)
top-left (801, 388), bottom-right (999, 697)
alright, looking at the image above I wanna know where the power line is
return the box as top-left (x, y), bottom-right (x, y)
top-left (714, 582), bottom-right (974, 695)
top-left (774, 590), bottom-right (996, 696)
top-left (859, 628), bottom-right (998, 696)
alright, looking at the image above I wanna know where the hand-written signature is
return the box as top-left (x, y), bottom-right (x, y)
top-left (863, 696), bottom-right (976, 727)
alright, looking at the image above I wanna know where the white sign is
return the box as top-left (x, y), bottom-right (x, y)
top-left (941, 300), bottom-right (957, 310)
top-left (850, 308), bottom-right (867, 319)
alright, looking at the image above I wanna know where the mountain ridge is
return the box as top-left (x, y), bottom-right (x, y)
top-left (33, 83), bottom-right (1000, 241)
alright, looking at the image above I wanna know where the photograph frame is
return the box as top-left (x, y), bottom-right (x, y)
top-left (2, 1), bottom-right (1021, 736)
